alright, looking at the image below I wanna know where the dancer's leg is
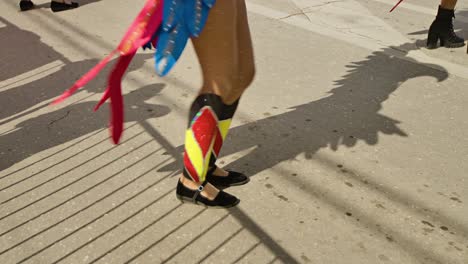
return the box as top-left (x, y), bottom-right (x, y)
top-left (177, 0), bottom-right (254, 207)
top-left (441, 0), bottom-right (457, 10)
top-left (198, 0), bottom-right (255, 178)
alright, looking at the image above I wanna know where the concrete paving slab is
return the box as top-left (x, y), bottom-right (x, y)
top-left (1, 0), bottom-right (468, 263)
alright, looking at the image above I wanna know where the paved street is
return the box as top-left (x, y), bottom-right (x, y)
top-left (1, 0), bottom-right (468, 263)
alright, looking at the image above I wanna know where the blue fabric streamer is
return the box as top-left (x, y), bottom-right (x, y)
top-left (144, 0), bottom-right (215, 76)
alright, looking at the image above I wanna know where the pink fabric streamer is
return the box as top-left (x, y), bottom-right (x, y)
top-left (52, 0), bottom-right (163, 144)
top-left (52, 51), bottom-right (116, 104)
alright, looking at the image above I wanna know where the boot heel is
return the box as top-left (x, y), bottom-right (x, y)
top-left (440, 37), bottom-right (446, 47)
top-left (427, 32), bottom-right (439, 49)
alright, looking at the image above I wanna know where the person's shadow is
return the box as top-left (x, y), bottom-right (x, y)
top-left (1, 54), bottom-right (154, 125)
top-left (0, 16), bottom-right (155, 123)
top-left (0, 17), bottom-right (65, 82)
top-left (0, 18), bottom-right (171, 170)
top-left (0, 83), bottom-right (170, 170)
top-left (0, 54), bottom-right (154, 123)
top-left (159, 43), bottom-right (448, 178)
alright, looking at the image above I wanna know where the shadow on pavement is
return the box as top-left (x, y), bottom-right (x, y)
top-left (0, 82), bottom-right (170, 171)
top-left (157, 43), bottom-right (454, 263)
top-left (0, 17), bottom-right (66, 83)
top-left (1, 7), bottom-right (461, 263)
top-left (0, 17), bottom-right (170, 170)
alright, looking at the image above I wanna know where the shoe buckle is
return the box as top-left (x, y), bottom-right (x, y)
top-left (197, 185), bottom-right (204, 192)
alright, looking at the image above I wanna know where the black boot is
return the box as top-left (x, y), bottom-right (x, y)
top-left (427, 6), bottom-right (465, 49)
top-left (50, 1), bottom-right (79, 12)
top-left (19, 0), bottom-right (35, 11)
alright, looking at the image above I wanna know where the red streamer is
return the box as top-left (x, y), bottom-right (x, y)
top-left (390, 0), bottom-right (404, 12)
top-left (52, 0), bottom-right (163, 144)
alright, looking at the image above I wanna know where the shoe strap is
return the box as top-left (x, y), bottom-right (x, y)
top-left (192, 181), bottom-right (209, 203)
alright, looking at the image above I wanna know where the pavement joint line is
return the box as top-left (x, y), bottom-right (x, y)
top-left (0, 154), bottom-right (171, 256)
top-left (0, 140), bottom-right (155, 231)
top-left (19, 187), bottom-right (178, 264)
top-left (0, 125), bottom-right (142, 197)
top-left (0, 127), bottom-right (18, 137)
top-left (1, 102), bottom-right (49, 129)
top-left (0, 132), bottom-right (148, 223)
top-left (0, 128), bottom-right (106, 180)
top-left (121, 208), bottom-right (207, 264)
top-left (196, 227), bottom-right (244, 263)
top-left (159, 213), bottom-right (231, 264)
top-left (139, 120), bottom-right (183, 164)
top-left (266, 256), bottom-right (279, 264)
top-left (0, 88), bottom-right (96, 128)
top-left (230, 241), bottom-right (263, 264)
top-left (229, 207), bottom-right (300, 264)
top-left (0, 60), bottom-right (65, 92)
top-left (86, 202), bottom-right (182, 263)
top-left (2, 163), bottom-right (174, 257)
top-left (0, 122), bottom-right (130, 180)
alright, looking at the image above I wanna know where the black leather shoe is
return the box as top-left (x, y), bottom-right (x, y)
top-left (50, 1), bottom-right (79, 12)
top-left (206, 167), bottom-right (250, 188)
top-left (19, 0), bottom-right (35, 11)
top-left (176, 180), bottom-right (240, 208)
